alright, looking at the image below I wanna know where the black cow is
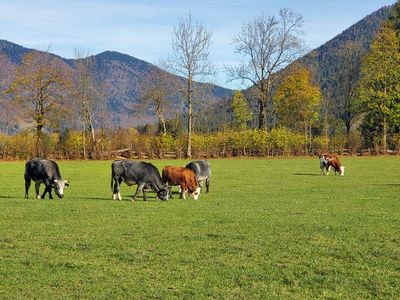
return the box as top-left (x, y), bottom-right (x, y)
top-left (25, 158), bottom-right (69, 199)
top-left (111, 160), bottom-right (169, 201)
top-left (185, 160), bottom-right (211, 193)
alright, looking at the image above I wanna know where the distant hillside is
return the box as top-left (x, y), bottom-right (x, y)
top-left (299, 5), bottom-right (392, 113)
top-left (0, 5), bottom-right (393, 132)
top-left (0, 40), bottom-right (233, 129)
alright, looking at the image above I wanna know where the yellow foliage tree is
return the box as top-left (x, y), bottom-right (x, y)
top-left (274, 65), bottom-right (321, 151)
top-left (6, 51), bottom-right (71, 157)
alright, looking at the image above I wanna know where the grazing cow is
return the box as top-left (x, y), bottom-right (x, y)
top-left (185, 160), bottom-right (211, 193)
top-left (162, 166), bottom-right (201, 200)
top-left (25, 158), bottom-right (69, 199)
top-left (319, 154), bottom-right (345, 176)
top-left (111, 160), bottom-right (169, 201)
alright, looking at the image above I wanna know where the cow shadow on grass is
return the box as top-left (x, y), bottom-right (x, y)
top-left (0, 195), bottom-right (23, 199)
top-left (82, 195), bottom-right (161, 202)
top-left (293, 173), bottom-right (320, 176)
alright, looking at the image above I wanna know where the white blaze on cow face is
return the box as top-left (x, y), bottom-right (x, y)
top-left (340, 166), bottom-right (345, 176)
top-left (53, 179), bottom-right (69, 198)
top-left (191, 186), bottom-right (201, 200)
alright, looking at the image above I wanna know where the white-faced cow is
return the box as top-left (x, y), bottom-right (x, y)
top-left (111, 160), bottom-right (169, 201)
top-left (319, 154), bottom-right (345, 176)
top-left (185, 160), bottom-right (211, 193)
top-left (162, 166), bottom-right (201, 200)
top-left (25, 158), bottom-right (69, 199)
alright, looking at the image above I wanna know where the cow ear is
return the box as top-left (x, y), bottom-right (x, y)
top-left (65, 180), bottom-right (69, 187)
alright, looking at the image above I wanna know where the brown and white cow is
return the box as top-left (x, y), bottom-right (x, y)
top-left (162, 166), bottom-right (201, 200)
top-left (319, 153), bottom-right (345, 176)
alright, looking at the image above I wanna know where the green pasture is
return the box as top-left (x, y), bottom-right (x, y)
top-left (0, 157), bottom-right (399, 299)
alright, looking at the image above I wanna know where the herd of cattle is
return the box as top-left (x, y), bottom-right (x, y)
top-left (24, 158), bottom-right (211, 201)
top-left (23, 154), bottom-right (344, 200)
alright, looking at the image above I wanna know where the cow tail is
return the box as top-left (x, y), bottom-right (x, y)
top-left (111, 172), bottom-right (114, 192)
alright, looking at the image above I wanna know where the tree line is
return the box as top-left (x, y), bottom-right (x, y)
top-left (1, 3), bottom-right (400, 159)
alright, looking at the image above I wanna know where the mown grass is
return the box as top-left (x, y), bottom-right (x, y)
top-left (0, 157), bottom-right (399, 299)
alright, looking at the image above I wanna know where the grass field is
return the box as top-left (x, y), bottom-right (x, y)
top-left (0, 157), bottom-right (399, 299)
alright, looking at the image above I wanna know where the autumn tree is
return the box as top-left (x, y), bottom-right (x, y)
top-left (73, 49), bottom-right (98, 159)
top-left (228, 8), bottom-right (305, 130)
top-left (6, 51), bottom-right (71, 157)
top-left (273, 65), bottom-right (321, 151)
top-left (140, 68), bottom-right (176, 135)
top-left (169, 14), bottom-right (213, 158)
top-left (356, 22), bottom-right (400, 152)
top-left (231, 91), bottom-right (253, 129)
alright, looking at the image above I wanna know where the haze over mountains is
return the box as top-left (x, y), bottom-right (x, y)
top-left (0, 4), bottom-right (393, 131)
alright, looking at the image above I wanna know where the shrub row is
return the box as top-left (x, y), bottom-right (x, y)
top-left (0, 128), bottom-right (365, 160)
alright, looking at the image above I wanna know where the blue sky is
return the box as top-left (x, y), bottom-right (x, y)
top-left (0, 0), bottom-right (396, 88)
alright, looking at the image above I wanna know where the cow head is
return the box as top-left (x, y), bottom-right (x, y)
top-left (319, 154), bottom-right (329, 165)
top-left (53, 179), bottom-right (69, 198)
top-left (191, 186), bottom-right (201, 200)
top-left (157, 185), bottom-right (169, 201)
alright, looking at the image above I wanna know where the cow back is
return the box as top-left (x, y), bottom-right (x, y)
top-left (112, 160), bottom-right (164, 190)
top-left (185, 160), bottom-right (211, 178)
top-left (25, 158), bottom-right (62, 181)
top-left (162, 166), bottom-right (186, 186)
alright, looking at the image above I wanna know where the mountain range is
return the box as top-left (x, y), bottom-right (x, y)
top-left (0, 4), bottom-right (393, 132)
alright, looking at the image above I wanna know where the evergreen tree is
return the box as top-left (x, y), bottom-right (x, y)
top-left (231, 91), bottom-right (253, 129)
top-left (356, 22), bottom-right (400, 151)
top-left (389, 0), bottom-right (400, 37)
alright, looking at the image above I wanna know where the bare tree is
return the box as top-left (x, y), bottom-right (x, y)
top-left (228, 8), bottom-right (305, 130)
top-left (0, 98), bottom-right (16, 135)
top-left (169, 14), bottom-right (213, 158)
top-left (140, 68), bottom-right (176, 135)
top-left (73, 49), bottom-right (98, 159)
top-left (334, 42), bottom-right (364, 136)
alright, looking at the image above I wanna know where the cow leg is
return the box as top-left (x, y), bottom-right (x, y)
top-left (35, 182), bottom-right (41, 199)
top-left (41, 185), bottom-right (49, 199)
top-left (41, 179), bottom-right (53, 199)
top-left (142, 188), bottom-right (147, 202)
top-left (205, 178), bottom-right (210, 193)
top-left (169, 185), bottom-right (174, 199)
top-left (326, 166), bottom-right (331, 175)
top-left (180, 184), bottom-right (187, 199)
top-left (48, 186), bottom-right (54, 199)
top-left (132, 183), bottom-right (145, 201)
top-left (25, 178), bottom-right (31, 199)
top-left (198, 180), bottom-right (204, 192)
top-left (112, 178), bottom-right (122, 200)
